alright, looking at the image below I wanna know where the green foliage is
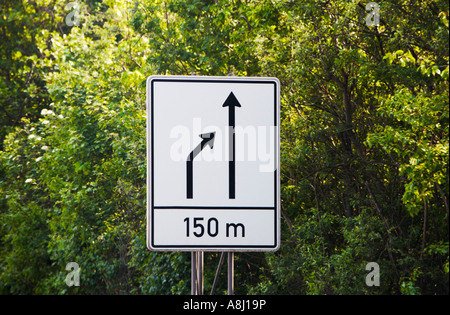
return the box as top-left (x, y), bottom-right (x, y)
top-left (367, 89), bottom-right (448, 216)
top-left (0, 0), bottom-right (66, 149)
top-left (1, 0), bottom-right (448, 295)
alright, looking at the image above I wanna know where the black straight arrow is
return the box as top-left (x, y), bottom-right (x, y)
top-left (222, 92), bottom-right (241, 199)
top-left (186, 132), bottom-right (216, 199)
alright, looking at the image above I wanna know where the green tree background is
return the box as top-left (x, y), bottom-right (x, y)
top-left (0, 0), bottom-right (448, 294)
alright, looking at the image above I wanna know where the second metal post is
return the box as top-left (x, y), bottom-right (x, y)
top-left (228, 252), bottom-right (234, 295)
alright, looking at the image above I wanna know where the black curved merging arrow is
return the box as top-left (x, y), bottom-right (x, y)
top-left (186, 132), bottom-right (216, 199)
top-left (222, 92), bottom-right (241, 199)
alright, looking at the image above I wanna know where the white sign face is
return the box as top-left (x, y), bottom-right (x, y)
top-left (147, 75), bottom-right (280, 251)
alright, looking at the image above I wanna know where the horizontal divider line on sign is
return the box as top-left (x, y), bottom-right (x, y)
top-left (153, 206), bottom-right (275, 210)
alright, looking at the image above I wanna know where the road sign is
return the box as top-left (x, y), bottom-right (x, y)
top-left (147, 75), bottom-right (280, 251)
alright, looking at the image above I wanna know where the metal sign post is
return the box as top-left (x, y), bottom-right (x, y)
top-left (191, 252), bottom-right (196, 294)
top-left (228, 252), bottom-right (234, 295)
top-left (191, 251), bottom-right (204, 295)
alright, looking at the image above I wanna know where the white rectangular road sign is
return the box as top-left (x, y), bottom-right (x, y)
top-left (147, 75), bottom-right (280, 251)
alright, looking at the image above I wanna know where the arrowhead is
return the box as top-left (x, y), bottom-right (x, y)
top-left (199, 132), bottom-right (216, 149)
top-left (222, 92), bottom-right (241, 108)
